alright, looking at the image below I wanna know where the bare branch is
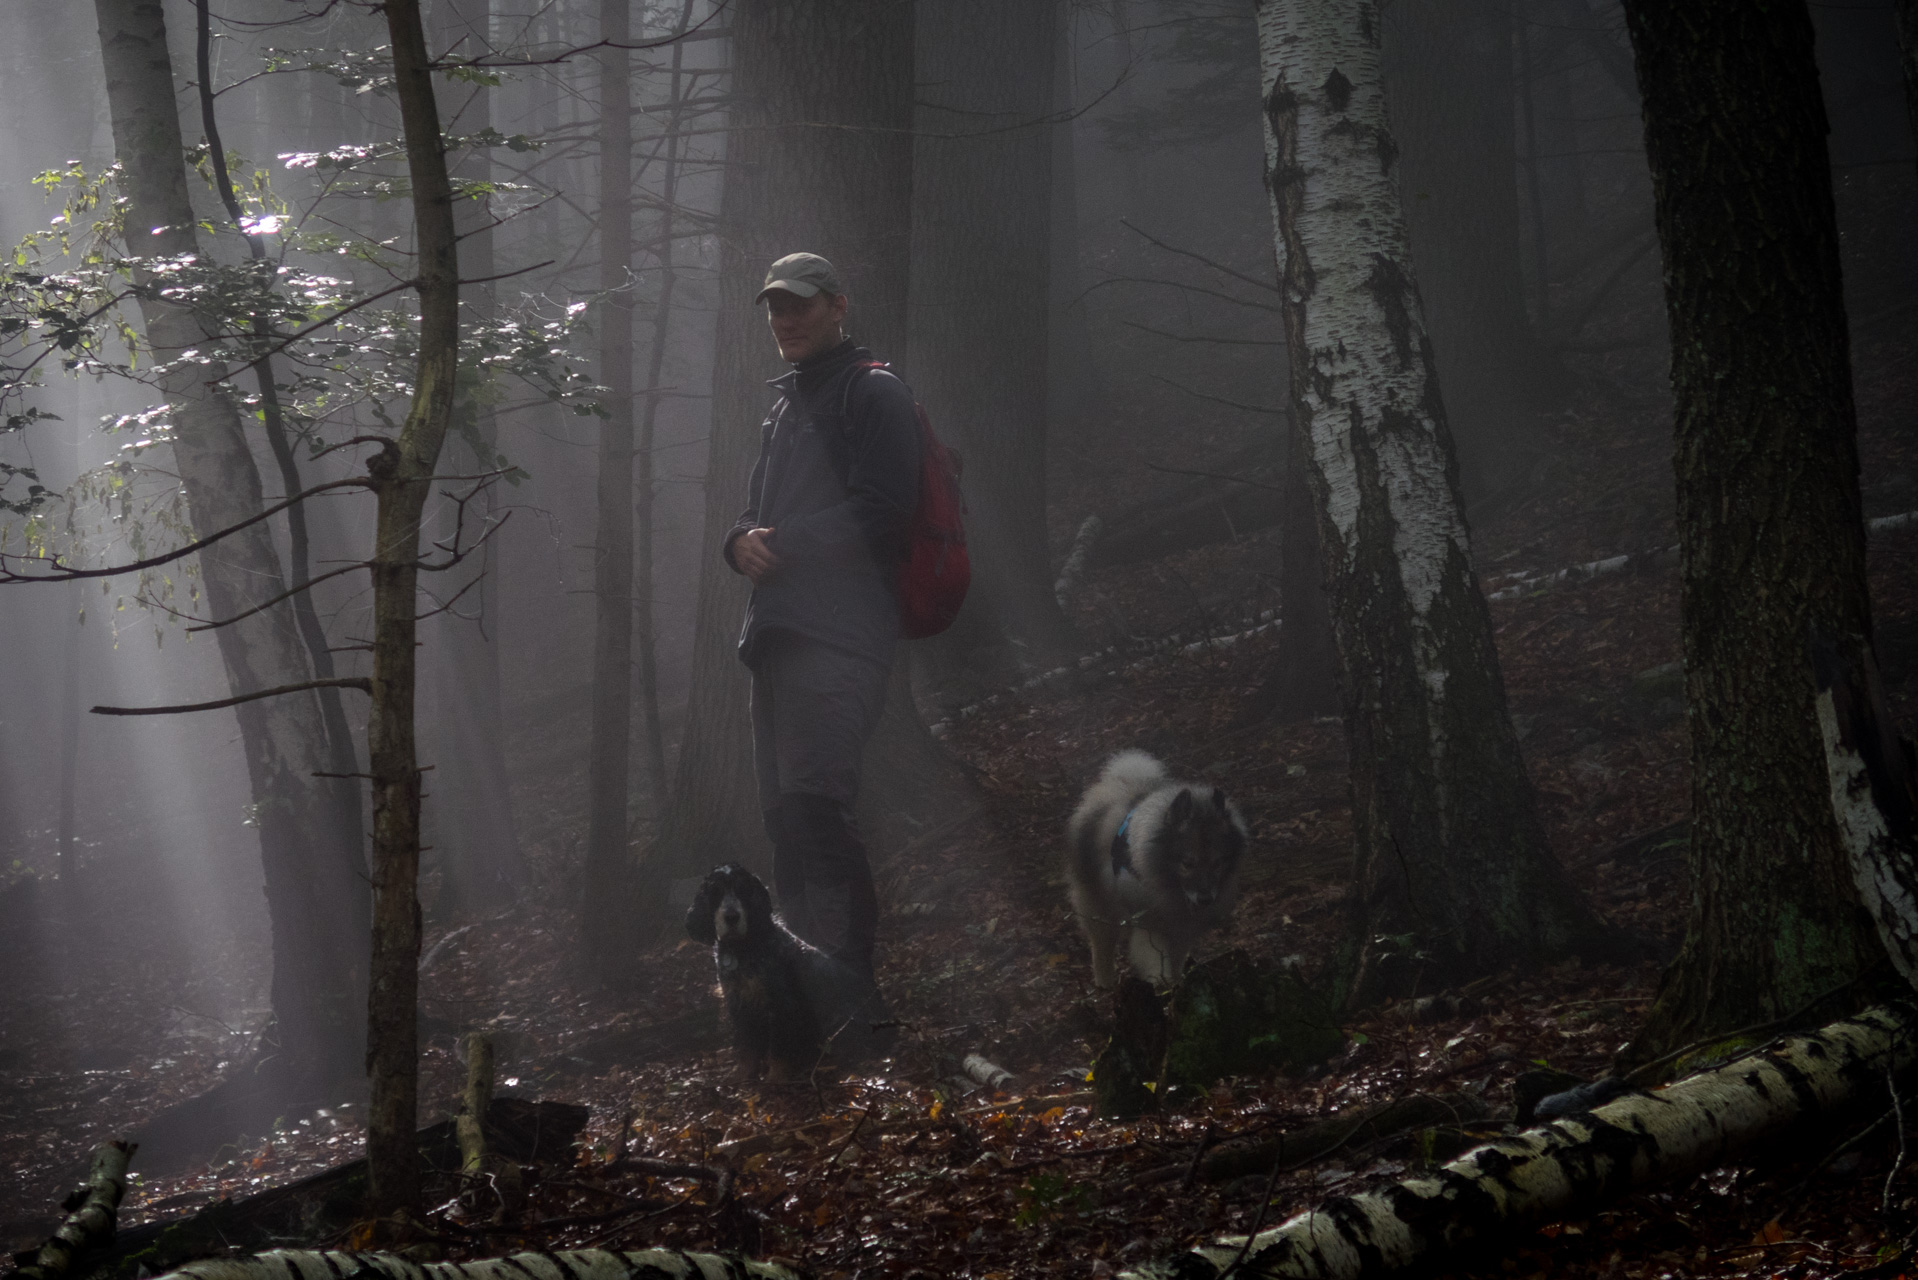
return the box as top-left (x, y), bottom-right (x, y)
top-left (92, 677), bottom-right (371, 717)
top-left (1145, 372), bottom-right (1289, 417)
top-left (1075, 276), bottom-right (1282, 313)
top-left (1143, 461), bottom-right (1285, 493)
top-left (0, 477), bottom-right (372, 584)
top-left (186, 560), bottom-right (369, 633)
top-left (1119, 219), bottom-right (1282, 296)
top-left (1121, 320), bottom-right (1283, 347)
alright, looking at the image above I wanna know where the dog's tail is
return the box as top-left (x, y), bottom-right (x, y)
top-left (1099, 749), bottom-right (1167, 793)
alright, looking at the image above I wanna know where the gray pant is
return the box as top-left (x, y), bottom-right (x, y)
top-left (749, 631), bottom-right (891, 968)
top-left (749, 630), bottom-right (891, 811)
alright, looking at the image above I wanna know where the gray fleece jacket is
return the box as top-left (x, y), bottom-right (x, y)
top-left (723, 340), bottom-right (921, 670)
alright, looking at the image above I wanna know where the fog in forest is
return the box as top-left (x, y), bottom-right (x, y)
top-left (0, 1), bottom-right (1915, 1274)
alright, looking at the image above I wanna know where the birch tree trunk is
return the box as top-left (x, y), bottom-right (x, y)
top-left (581, 0), bottom-right (638, 973)
top-left (909, 0), bottom-right (1072, 666)
top-left (1256, 0), bottom-right (1608, 1004)
top-left (156, 1250), bottom-right (801, 1280)
top-left (660, 0), bottom-right (971, 881)
top-left (93, 0), bottom-right (368, 1093)
top-left (365, 0), bottom-right (461, 1221)
top-left (1617, 0), bottom-right (1882, 1064)
top-left (1814, 631), bottom-right (1918, 988)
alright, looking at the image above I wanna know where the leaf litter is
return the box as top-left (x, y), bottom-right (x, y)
top-left (1, 316), bottom-right (1916, 1280)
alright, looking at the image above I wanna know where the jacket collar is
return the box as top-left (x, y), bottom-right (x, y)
top-left (766, 337), bottom-right (868, 397)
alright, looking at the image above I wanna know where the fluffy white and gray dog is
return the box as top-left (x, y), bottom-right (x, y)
top-left (1066, 750), bottom-right (1248, 987)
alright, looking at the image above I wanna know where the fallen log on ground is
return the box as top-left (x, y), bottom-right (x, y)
top-left (1122, 1005), bottom-right (1915, 1279)
top-left (152, 1250), bottom-right (801, 1280)
top-left (7, 1140), bottom-right (135, 1280)
top-left (1087, 439), bottom-right (1283, 571)
top-left (102, 1099), bottom-right (585, 1279)
top-left (1130, 1092), bottom-right (1491, 1187)
top-left (1483, 507), bottom-right (1918, 604)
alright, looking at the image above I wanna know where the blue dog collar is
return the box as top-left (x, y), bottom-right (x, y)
top-left (1111, 808), bottom-right (1135, 877)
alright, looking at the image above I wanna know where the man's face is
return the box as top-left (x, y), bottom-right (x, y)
top-left (765, 290), bottom-right (847, 363)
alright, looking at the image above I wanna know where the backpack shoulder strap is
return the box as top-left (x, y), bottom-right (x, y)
top-left (840, 359), bottom-right (893, 420)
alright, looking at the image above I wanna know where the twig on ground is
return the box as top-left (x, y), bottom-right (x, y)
top-left (1182, 1125), bottom-right (1218, 1194)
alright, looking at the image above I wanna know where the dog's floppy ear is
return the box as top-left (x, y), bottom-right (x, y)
top-left (685, 880), bottom-right (718, 944)
top-left (1169, 788), bottom-right (1194, 825)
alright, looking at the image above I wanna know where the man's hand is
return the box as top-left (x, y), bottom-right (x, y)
top-left (733, 527), bottom-right (781, 585)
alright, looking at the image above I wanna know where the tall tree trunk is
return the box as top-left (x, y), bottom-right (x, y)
top-left (194, 0), bottom-right (367, 909)
top-left (365, 0), bottom-right (460, 1221)
top-left (1897, 0), bottom-right (1918, 174)
top-left (1047, 4), bottom-right (1109, 471)
top-left (1256, 0), bottom-right (1608, 1006)
top-left (92, 0), bottom-right (368, 1095)
top-left (1251, 421), bottom-right (1341, 724)
top-left (909, 0), bottom-right (1071, 668)
top-left (582, 0), bottom-right (638, 970)
top-left (630, 0), bottom-right (698, 816)
top-left (429, 0), bottom-right (525, 916)
top-left (1379, 0), bottom-right (1540, 506)
top-left (1618, 0), bottom-right (1882, 1064)
top-left (659, 0), bottom-right (970, 883)
top-left (56, 580), bottom-right (82, 904)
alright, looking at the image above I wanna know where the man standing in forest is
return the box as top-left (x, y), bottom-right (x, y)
top-left (724, 252), bottom-right (920, 984)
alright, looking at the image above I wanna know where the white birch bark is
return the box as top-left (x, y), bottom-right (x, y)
top-left (155, 1251), bottom-right (802, 1280)
top-left (1813, 634), bottom-right (1918, 989)
top-left (1260, 0), bottom-right (1466, 812)
top-left (1124, 1006), bottom-right (1915, 1279)
top-left (1256, 0), bottom-right (1599, 991)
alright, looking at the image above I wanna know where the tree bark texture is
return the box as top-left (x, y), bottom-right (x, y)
top-left (1897, 0), bottom-right (1918, 175)
top-left (365, 0), bottom-right (461, 1222)
top-left (1265, 420), bottom-right (1340, 722)
top-left (1619, 0), bottom-right (1882, 1063)
top-left (582, 0), bottom-right (638, 971)
top-left (1256, 0), bottom-right (1605, 1004)
top-left (1379, 0), bottom-right (1540, 505)
top-left (908, 0), bottom-right (1070, 660)
top-left (428, 0), bottom-right (525, 916)
top-left (629, 0), bottom-right (697, 827)
top-left (195, 0), bottom-right (368, 906)
top-left (663, 0), bottom-right (970, 879)
top-left (1124, 1006), bottom-right (1916, 1279)
top-left (93, 0), bottom-right (368, 1093)
top-left (154, 1251), bottom-right (801, 1280)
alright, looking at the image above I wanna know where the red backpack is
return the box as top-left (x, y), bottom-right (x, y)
top-left (852, 362), bottom-right (970, 638)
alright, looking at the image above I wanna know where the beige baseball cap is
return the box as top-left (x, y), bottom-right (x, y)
top-left (754, 252), bottom-right (844, 304)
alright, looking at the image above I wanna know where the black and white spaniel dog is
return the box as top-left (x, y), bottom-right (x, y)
top-left (685, 863), bottom-right (888, 1081)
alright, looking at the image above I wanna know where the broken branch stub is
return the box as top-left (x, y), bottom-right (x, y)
top-left (149, 1250), bottom-right (802, 1280)
top-left (457, 1033), bottom-right (494, 1177)
top-left (10, 1140), bottom-right (135, 1280)
top-left (1123, 1006), bottom-right (1915, 1279)
top-left (1161, 950), bottom-right (1344, 1090)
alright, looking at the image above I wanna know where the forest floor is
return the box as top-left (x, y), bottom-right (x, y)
top-left (2, 314), bottom-right (1918, 1279)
